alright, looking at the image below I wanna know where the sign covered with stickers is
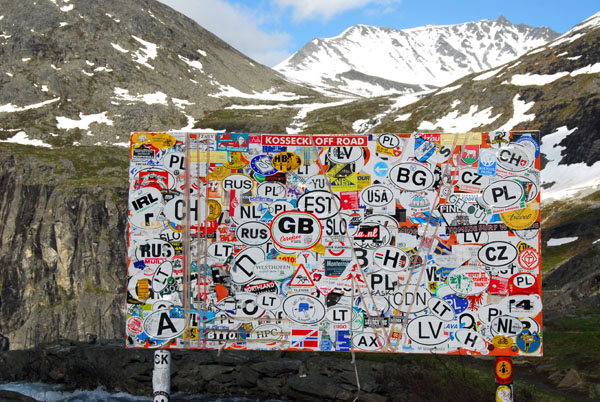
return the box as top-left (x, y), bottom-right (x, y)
top-left (127, 131), bottom-right (542, 356)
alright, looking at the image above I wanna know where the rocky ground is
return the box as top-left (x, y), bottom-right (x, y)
top-left (0, 336), bottom-right (597, 402)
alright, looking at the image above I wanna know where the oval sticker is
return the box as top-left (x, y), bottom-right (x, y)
top-left (282, 294), bottom-right (326, 324)
top-left (270, 211), bottom-right (322, 250)
top-left (327, 147), bottom-right (363, 164)
top-left (254, 260), bottom-right (296, 281)
top-left (236, 221), bottom-right (271, 246)
top-left (497, 143), bottom-right (534, 172)
top-left (482, 179), bottom-right (524, 208)
top-left (478, 241), bottom-right (518, 267)
top-left (360, 185), bottom-right (394, 207)
top-left (297, 190), bottom-right (341, 220)
top-left (406, 316), bottom-right (449, 346)
top-left (272, 152), bottom-right (302, 172)
top-left (388, 162), bottom-right (435, 191)
top-left (447, 266), bottom-right (490, 296)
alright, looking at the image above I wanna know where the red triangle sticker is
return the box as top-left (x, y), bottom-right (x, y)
top-left (289, 264), bottom-right (316, 287)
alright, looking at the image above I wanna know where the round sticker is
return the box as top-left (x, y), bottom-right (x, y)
top-left (500, 202), bottom-right (539, 230)
top-left (149, 133), bottom-right (177, 150)
top-left (272, 152), bottom-right (302, 172)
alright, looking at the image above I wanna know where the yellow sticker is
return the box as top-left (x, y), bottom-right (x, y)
top-left (272, 152), bottom-right (302, 172)
top-left (440, 132), bottom-right (482, 146)
top-left (356, 174), bottom-right (371, 190)
top-left (376, 143), bottom-right (395, 156)
top-left (277, 254), bottom-right (297, 265)
top-left (224, 152), bottom-right (247, 169)
top-left (330, 173), bottom-right (358, 192)
top-left (311, 243), bottom-right (326, 256)
top-left (189, 151), bottom-right (228, 164)
top-left (149, 133), bottom-right (177, 150)
top-left (207, 199), bottom-right (222, 221)
top-left (495, 385), bottom-right (512, 402)
top-left (131, 132), bottom-right (152, 144)
top-left (208, 166), bottom-right (231, 181)
top-left (136, 279), bottom-right (150, 300)
top-left (492, 335), bottom-right (514, 349)
top-left (500, 202), bottom-right (539, 230)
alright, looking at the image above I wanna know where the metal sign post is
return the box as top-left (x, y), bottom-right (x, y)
top-left (153, 349), bottom-right (171, 402)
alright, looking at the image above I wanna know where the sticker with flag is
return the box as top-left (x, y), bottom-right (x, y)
top-left (290, 327), bottom-right (319, 349)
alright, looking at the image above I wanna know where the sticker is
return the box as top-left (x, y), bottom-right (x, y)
top-left (149, 133), bottom-right (177, 150)
top-left (500, 203), bottom-right (539, 230)
top-left (515, 330), bottom-right (541, 354)
top-left (270, 211), bottom-right (323, 250)
top-left (250, 155), bottom-right (278, 176)
top-left (252, 260), bottom-right (294, 281)
top-left (492, 335), bottom-right (514, 349)
top-left (388, 162), bottom-right (435, 191)
top-left (282, 294), bottom-right (326, 324)
top-left (478, 242), bottom-right (518, 267)
top-left (406, 316), bottom-right (449, 346)
top-left (217, 133), bottom-right (249, 152)
top-left (360, 185), bottom-right (394, 207)
top-left (272, 152), bottom-right (302, 172)
top-left (496, 385), bottom-right (512, 402)
top-left (236, 221), bottom-right (270, 246)
top-left (478, 148), bottom-right (497, 176)
top-left (495, 356), bottom-right (513, 384)
top-left (497, 143), bottom-right (534, 172)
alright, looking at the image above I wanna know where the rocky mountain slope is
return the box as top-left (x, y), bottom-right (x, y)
top-left (0, 0), bottom-right (326, 147)
top-left (275, 17), bottom-right (559, 97)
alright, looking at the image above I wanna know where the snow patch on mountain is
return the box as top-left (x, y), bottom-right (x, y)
top-left (473, 67), bottom-right (503, 81)
top-left (0, 98), bottom-right (60, 112)
top-left (131, 36), bottom-right (157, 70)
top-left (497, 95), bottom-right (535, 131)
top-left (0, 131), bottom-right (52, 147)
top-left (56, 112), bottom-right (114, 130)
top-left (510, 72), bottom-right (569, 86)
top-left (418, 105), bottom-right (500, 132)
top-left (541, 126), bottom-right (600, 200)
top-left (209, 84), bottom-right (306, 101)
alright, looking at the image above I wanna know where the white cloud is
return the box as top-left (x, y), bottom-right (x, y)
top-left (158, 0), bottom-right (292, 66)
top-left (274, 0), bottom-right (401, 21)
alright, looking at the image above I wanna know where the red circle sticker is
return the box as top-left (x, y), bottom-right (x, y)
top-left (518, 248), bottom-right (539, 270)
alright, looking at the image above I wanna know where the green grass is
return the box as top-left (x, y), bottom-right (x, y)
top-left (1, 142), bottom-right (129, 187)
top-left (195, 108), bottom-right (299, 133)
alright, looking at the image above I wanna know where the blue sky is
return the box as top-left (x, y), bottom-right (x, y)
top-left (158, 0), bottom-right (599, 67)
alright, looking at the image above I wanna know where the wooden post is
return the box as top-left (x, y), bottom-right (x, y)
top-left (153, 349), bottom-right (171, 402)
top-left (495, 356), bottom-right (513, 402)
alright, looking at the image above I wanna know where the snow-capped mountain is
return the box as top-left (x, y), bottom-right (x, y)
top-left (276, 17), bottom-right (559, 97)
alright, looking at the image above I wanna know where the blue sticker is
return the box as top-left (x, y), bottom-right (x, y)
top-left (335, 330), bottom-right (350, 351)
top-left (442, 294), bottom-right (469, 314)
top-left (414, 136), bottom-right (438, 162)
top-left (516, 330), bottom-right (541, 354)
top-left (320, 339), bottom-right (333, 351)
top-left (478, 148), bottom-right (497, 176)
top-left (216, 133), bottom-right (249, 152)
top-left (250, 155), bottom-right (278, 176)
top-left (374, 161), bottom-right (389, 177)
top-left (263, 145), bottom-right (287, 153)
top-left (515, 134), bottom-right (540, 158)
